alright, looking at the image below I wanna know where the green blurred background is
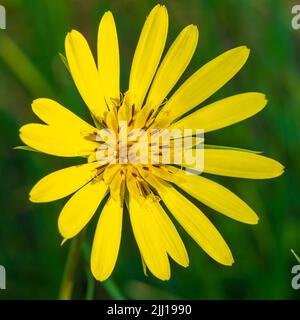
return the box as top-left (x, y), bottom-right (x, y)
top-left (0, 0), bottom-right (299, 299)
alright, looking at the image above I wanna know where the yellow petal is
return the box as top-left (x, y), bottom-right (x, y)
top-left (19, 123), bottom-right (98, 157)
top-left (91, 197), bottom-right (123, 281)
top-left (146, 25), bottom-right (199, 110)
top-left (202, 149), bottom-right (285, 179)
top-left (170, 93), bottom-right (267, 133)
top-left (177, 173), bottom-right (258, 224)
top-left (128, 196), bottom-right (170, 280)
top-left (98, 12), bottom-right (120, 108)
top-left (149, 165), bottom-right (187, 185)
top-left (65, 30), bottom-right (107, 120)
top-left (109, 171), bottom-right (125, 203)
top-left (156, 46), bottom-right (250, 124)
top-left (149, 200), bottom-right (189, 267)
top-left (30, 162), bottom-right (101, 203)
top-left (32, 98), bottom-right (96, 134)
top-left (129, 5), bottom-right (168, 110)
top-left (147, 176), bottom-right (233, 265)
top-left (103, 164), bottom-right (122, 185)
top-left (58, 179), bottom-right (108, 239)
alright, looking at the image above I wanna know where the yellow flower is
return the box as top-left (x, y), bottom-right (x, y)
top-left (19, 5), bottom-right (284, 281)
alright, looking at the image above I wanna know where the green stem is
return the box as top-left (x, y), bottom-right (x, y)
top-left (0, 33), bottom-right (55, 97)
top-left (59, 233), bottom-right (84, 300)
top-left (102, 279), bottom-right (126, 300)
top-left (85, 268), bottom-right (95, 300)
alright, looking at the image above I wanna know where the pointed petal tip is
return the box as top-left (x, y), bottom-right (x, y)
top-left (227, 260), bottom-right (234, 267)
top-left (262, 95), bottom-right (268, 107)
top-left (174, 253), bottom-right (189, 268)
top-left (100, 11), bottom-right (114, 23)
top-left (66, 29), bottom-right (80, 40)
top-left (247, 216), bottom-right (259, 225)
top-left (241, 210), bottom-right (260, 225)
top-left (151, 267), bottom-right (171, 281)
top-left (270, 162), bottom-right (285, 178)
top-left (103, 10), bottom-right (113, 16)
top-left (31, 98), bottom-right (39, 106)
top-left (223, 256), bottom-right (234, 266)
top-left (19, 125), bottom-right (26, 133)
top-left (94, 274), bottom-right (109, 282)
top-left (181, 260), bottom-right (189, 268)
top-left (235, 45), bottom-right (250, 58)
top-left (29, 195), bottom-right (38, 203)
top-left (65, 31), bottom-right (73, 44)
top-left (29, 192), bottom-right (47, 203)
top-left (151, 4), bottom-right (163, 12)
top-left (187, 24), bottom-right (198, 30)
top-left (252, 92), bottom-right (267, 103)
top-left (184, 24), bottom-right (199, 36)
top-left (193, 25), bottom-right (199, 32)
top-left (160, 274), bottom-right (171, 281)
top-left (217, 250), bottom-right (234, 266)
top-left (91, 266), bottom-right (112, 282)
top-left (157, 4), bottom-right (168, 15)
top-left (241, 45), bottom-right (250, 52)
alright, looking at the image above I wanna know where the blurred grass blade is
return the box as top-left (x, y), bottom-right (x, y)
top-left (59, 53), bottom-right (70, 73)
top-left (59, 232), bottom-right (84, 300)
top-left (291, 249), bottom-right (300, 264)
top-left (85, 268), bottom-right (95, 300)
top-left (141, 256), bottom-right (148, 277)
top-left (102, 279), bottom-right (126, 300)
top-left (0, 33), bottom-right (55, 97)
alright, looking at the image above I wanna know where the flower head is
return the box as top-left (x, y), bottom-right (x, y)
top-left (19, 5), bottom-right (284, 281)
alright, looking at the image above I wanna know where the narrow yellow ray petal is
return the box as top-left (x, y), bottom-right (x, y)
top-left (156, 46), bottom-right (250, 124)
top-left (32, 98), bottom-right (97, 134)
top-left (170, 93), bottom-right (267, 133)
top-left (129, 5), bottom-right (168, 110)
top-left (202, 149), bottom-right (285, 179)
top-left (58, 179), bottom-right (108, 239)
top-left (103, 164), bottom-right (122, 185)
top-left (98, 11), bottom-right (120, 108)
top-left (128, 196), bottom-right (170, 280)
top-left (177, 172), bottom-right (259, 224)
top-left (150, 165), bottom-right (187, 185)
top-left (149, 200), bottom-right (189, 267)
top-left (147, 24), bottom-right (198, 109)
top-left (133, 102), bottom-right (155, 129)
top-left (146, 176), bottom-right (234, 266)
top-left (65, 30), bottom-right (107, 120)
top-left (91, 197), bottom-right (123, 281)
top-left (19, 124), bottom-right (99, 157)
top-left (30, 162), bottom-right (101, 203)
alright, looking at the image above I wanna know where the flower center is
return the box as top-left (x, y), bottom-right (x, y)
top-left (86, 92), bottom-right (204, 174)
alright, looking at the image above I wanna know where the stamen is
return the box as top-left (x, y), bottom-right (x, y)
top-left (145, 109), bottom-right (155, 123)
top-left (102, 119), bottom-right (108, 127)
top-left (131, 104), bottom-right (135, 118)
